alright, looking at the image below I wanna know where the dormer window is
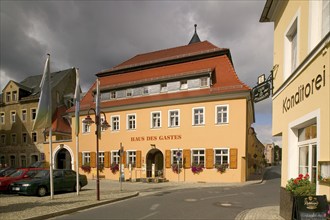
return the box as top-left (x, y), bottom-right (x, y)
top-left (12, 91), bottom-right (17, 101)
top-left (180, 80), bottom-right (188, 90)
top-left (6, 92), bottom-right (10, 102)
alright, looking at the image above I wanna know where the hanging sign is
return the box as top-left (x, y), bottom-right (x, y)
top-left (252, 82), bottom-right (271, 103)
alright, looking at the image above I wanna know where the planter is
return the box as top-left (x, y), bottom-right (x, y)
top-left (280, 187), bottom-right (294, 220)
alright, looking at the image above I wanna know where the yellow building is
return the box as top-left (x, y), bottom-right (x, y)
top-left (260, 0), bottom-right (329, 203)
top-left (0, 69), bottom-right (76, 167)
top-left (44, 31), bottom-right (263, 183)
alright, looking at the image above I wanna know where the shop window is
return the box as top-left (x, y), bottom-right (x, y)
top-left (168, 110), bottom-right (180, 127)
top-left (192, 107), bottom-right (205, 126)
top-left (216, 105), bottom-right (229, 124)
top-left (111, 116), bottom-right (120, 131)
top-left (191, 149), bottom-right (205, 165)
top-left (82, 152), bottom-right (90, 165)
top-left (151, 111), bottom-right (161, 128)
top-left (298, 124), bottom-right (317, 184)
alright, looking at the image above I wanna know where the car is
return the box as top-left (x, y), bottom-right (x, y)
top-left (10, 169), bottom-right (88, 197)
top-left (0, 168), bottom-right (45, 192)
top-left (0, 167), bottom-right (17, 177)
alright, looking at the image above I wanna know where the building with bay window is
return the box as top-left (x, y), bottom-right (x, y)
top-left (44, 27), bottom-right (264, 183)
top-left (260, 0), bottom-right (330, 215)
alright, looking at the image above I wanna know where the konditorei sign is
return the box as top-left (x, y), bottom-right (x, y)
top-left (282, 69), bottom-right (326, 113)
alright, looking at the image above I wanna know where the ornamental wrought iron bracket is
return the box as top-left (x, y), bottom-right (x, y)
top-left (252, 64), bottom-right (279, 103)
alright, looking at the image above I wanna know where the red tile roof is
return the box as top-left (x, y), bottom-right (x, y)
top-left (98, 41), bottom-right (226, 74)
top-left (50, 105), bottom-right (71, 134)
top-left (67, 40), bottom-right (250, 114)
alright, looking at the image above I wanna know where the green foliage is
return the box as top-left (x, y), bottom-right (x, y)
top-left (285, 174), bottom-right (316, 196)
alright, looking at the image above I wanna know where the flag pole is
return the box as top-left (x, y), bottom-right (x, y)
top-left (48, 54), bottom-right (54, 199)
top-left (74, 68), bottom-right (80, 195)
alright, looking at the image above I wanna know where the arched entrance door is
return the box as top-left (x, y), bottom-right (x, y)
top-left (146, 149), bottom-right (164, 178)
top-left (56, 148), bottom-right (72, 169)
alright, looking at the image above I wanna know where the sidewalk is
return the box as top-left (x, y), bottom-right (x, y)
top-left (0, 178), bottom-right (283, 220)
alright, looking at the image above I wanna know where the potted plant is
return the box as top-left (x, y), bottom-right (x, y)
top-left (171, 163), bottom-right (182, 174)
top-left (110, 162), bottom-right (119, 174)
top-left (81, 163), bottom-right (91, 173)
top-left (215, 163), bottom-right (228, 174)
top-left (191, 163), bottom-right (204, 174)
top-left (98, 163), bottom-right (104, 173)
top-left (280, 174), bottom-right (316, 220)
top-left (286, 174), bottom-right (316, 196)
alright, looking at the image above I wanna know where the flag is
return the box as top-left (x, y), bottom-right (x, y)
top-left (33, 55), bottom-right (52, 130)
top-left (95, 79), bottom-right (101, 139)
top-left (74, 68), bottom-right (80, 136)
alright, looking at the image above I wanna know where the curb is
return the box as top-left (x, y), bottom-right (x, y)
top-left (25, 192), bottom-right (139, 220)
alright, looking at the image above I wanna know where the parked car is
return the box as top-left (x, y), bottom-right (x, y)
top-left (28, 161), bottom-right (49, 168)
top-left (0, 168), bottom-right (45, 192)
top-left (0, 167), bottom-right (17, 177)
top-left (10, 169), bottom-right (88, 197)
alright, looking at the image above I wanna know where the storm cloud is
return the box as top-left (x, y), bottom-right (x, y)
top-left (0, 1), bottom-right (278, 144)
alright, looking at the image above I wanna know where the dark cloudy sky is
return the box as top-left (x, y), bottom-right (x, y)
top-left (0, 0), bottom-right (280, 145)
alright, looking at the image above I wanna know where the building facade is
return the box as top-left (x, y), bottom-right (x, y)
top-left (0, 68), bottom-right (77, 168)
top-left (260, 0), bottom-right (329, 203)
top-left (44, 31), bottom-right (263, 183)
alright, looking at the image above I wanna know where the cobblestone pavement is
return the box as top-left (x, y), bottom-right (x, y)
top-left (0, 178), bottom-right (283, 220)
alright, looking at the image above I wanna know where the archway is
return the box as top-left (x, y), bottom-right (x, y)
top-left (146, 149), bottom-right (164, 178)
top-left (56, 148), bottom-right (72, 169)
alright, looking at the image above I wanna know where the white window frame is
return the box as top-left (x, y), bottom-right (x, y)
top-left (82, 119), bottom-right (91, 134)
top-left (191, 148), bottom-right (205, 165)
top-left (11, 111), bottom-right (16, 123)
top-left (214, 148), bottom-right (230, 166)
top-left (151, 111), bottom-right (161, 129)
top-left (127, 113), bottom-right (136, 130)
top-left (171, 149), bottom-right (183, 164)
top-left (111, 115), bottom-right (120, 131)
top-left (0, 112), bottom-right (5, 124)
top-left (0, 134), bottom-right (6, 145)
top-left (22, 133), bottom-right (28, 144)
top-left (11, 133), bottom-right (17, 145)
top-left (126, 150), bottom-right (136, 166)
top-left (31, 108), bottom-right (37, 121)
top-left (168, 109), bottom-right (180, 128)
top-left (111, 151), bottom-right (120, 164)
top-left (32, 132), bottom-right (37, 143)
top-left (98, 151), bottom-right (105, 166)
top-left (21, 109), bottom-right (27, 122)
top-left (82, 152), bottom-right (90, 165)
top-left (200, 77), bottom-right (209, 87)
top-left (9, 155), bottom-right (16, 167)
top-left (12, 91), bottom-right (17, 101)
top-left (215, 104), bottom-right (229, 124)
top-left (100, 115), bottom-right (106, 132)
top-left (284, 11), bottom-right (300, 80)
top-left (20, 154), bottom-right (27, 168)
top-left (192, 107), bottom-right (205, 126)
top-left (6, 92), bottom-right (10, 102)
top-left (160, 83), bottom-right (167, 93)
top-left (180, 80), bottom-right (188, 90)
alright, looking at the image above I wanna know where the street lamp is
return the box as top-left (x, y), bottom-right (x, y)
top-left (83, 108), bottom-right (110, 201)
